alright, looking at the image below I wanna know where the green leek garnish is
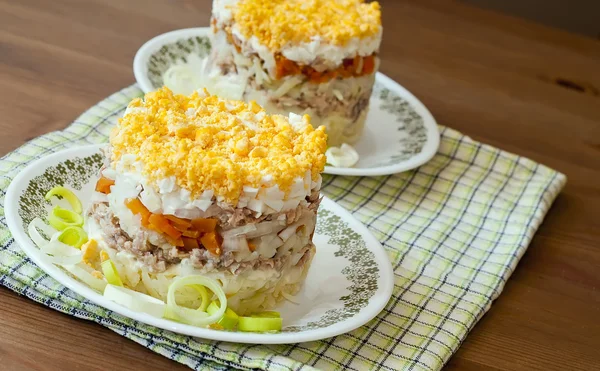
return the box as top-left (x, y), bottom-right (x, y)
top-left (165, 276), bottom-right (227, 327)
top-left (56, 226), bottom-right (88, 249)
top-left (48, 206), bottom-right (83, 231)
top-left (207, 301), bottom-right (239, 330)
top-left (251, 311), bottom-right (281, 318)
top-left (238, 316), bottom-right (282, 332)
top-left (45, 186), bottom-right (83, 214)
top-left (101, 259), bottom-right (123, 287)
top-left (191, 284), bottom-right (210, 312)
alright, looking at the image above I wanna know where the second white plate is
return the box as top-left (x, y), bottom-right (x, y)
top-left (133, 28), bottom-right (440, 177)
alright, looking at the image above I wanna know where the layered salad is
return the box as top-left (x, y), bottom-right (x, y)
top-left (87, 87), bottom-right (327, 315)
top-left (207, 0), bottom-right (382, 146)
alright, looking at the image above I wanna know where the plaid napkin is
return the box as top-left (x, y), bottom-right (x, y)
top-left (0, 85), bottom-right (566, 371)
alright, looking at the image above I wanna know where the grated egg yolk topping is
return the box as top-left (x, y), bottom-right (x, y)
top-left (110, 87), bottom-right (327, 203)
top-left (230, 0), bottom-right (381, 51)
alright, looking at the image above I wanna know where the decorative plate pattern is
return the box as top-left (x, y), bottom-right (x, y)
top-left (6, 144), bottom-right (394, 343)
top-left (285, 209), bottom-right (377, 332)
top-left (372, 85), bottom-right (429, 166)
top-left (134, 28), bottom-right (440, 177)
top-left (18, 154), bottom-right (103, 230)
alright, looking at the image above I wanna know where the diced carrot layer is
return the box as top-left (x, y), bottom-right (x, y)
top-left (164, 215), bottom-right (193, 231)
top-left (149, 214), bottom-right (182, 240)
top-left (95, 177), bottom-right (115, 194)
top-left (124, 199), bottom-right (227, 252)
top-left (275, 57), bottom-right (301, 79)
top-left (182, 237), bottom-right (200, 250)
top-left (126, 198), bottom-right (151, 226)
top-left (200, 232), bottom-right (222, 256)
top-left (275, 53), bottom-right (377, 83)
top-left (146, 222), bottom-right (160, 233)
top-left (165, 236), bottom-right (184, 247)
top-left (362, 55), bottom-right (375, 75)
top-left (191, 218), bottom-right (218, 233)
top-left (182, 229), bottom-right (200, 238)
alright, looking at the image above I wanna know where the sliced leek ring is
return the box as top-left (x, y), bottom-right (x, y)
top-left (28, 218), bottom-right (56, 248)
top-left (165, 275), bottom-right (226, 327)
top-left (190, 284), bottom-right (210, 312)
top-left (48, 206), bottom-right (84, 231)
top-left (238, 316), bottom-right (282, 332)
top-left (56, 226), bottom-right (88, 249)
top-left (163, 64), bottom-right (201, 95)
top-left (101, 259), bottom-right (123, 287)
top-left (40, 241), bottom-right (83, 266)
top-left (62, 263), bottom-right (107, 292)
top-left (251, 311), bottom-right (281, 318)
top-left (45, 186), bottom-right (83, 214)
top-left (325, 143), bottom-right (360, 168)
top-left (207, 301), bottom-right (239, 330)
top-left (104, 284), bottom-right (166, 318)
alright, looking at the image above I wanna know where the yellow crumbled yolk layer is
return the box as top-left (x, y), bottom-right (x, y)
top-left (230, 0), bottom-right (381, 51)
top-left (110, 87), bottom-right (327, 203)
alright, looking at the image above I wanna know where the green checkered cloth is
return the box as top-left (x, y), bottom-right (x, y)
top-left (0, 85), bottom-right (566, 371)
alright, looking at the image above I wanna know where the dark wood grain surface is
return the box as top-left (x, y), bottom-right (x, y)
top-left (1, 0), bottom-right (599, 370)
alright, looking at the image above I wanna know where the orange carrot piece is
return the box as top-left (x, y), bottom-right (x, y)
top-left (248, 242), bottom-right (256, 252)
top-left (362, 55), bottom-right (375, 75)
top-left (125, 198), bottom-right (151, 226)
top-left (182, 229), bottom-right (200, 238)
top-left (148, 214), bottom-right (182, 240)
top-left (95, 177), bottom-right (115, 194)
top-left (275, 54), bottom-right (301, 79)
top-left (164, 215), bottom-right (193, 230)
top-left (200, 232), bottom-right (222, 256)
top-left (171, 225), bottom-right (187, 233)
top-left (125, 198), bottom-right (150, 216)
top-left (191, 218), bottom-right (218, 233)
top-left (352, 55), bottom-right (361, 69)
top-left (182, 237), bottom-right (200, 250)
top-left (165, 235), bottom-right (184, 247)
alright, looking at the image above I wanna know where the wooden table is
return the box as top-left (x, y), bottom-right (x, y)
top-left (1, 0), bottom-right (599, 370)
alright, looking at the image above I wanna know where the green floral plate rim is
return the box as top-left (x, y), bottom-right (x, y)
top-left (5, 144), bottom-right (394, 344)
top-left (133, 27), bottom-right (440, 177)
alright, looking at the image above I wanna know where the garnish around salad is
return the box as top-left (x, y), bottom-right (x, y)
top-left (27, 185), bottom-right (282, 332)
top-left (325, 143), bottom-right (360, 168)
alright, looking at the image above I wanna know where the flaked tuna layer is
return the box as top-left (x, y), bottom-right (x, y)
top-left (87, 197), bottom-right (319, 274)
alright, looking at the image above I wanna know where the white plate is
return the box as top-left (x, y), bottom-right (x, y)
top-left (133, 28), bottom-right (440, 177)
top-left (5, 144), bottom-right (394, 344)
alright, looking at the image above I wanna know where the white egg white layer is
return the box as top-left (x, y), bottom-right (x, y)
top-left (102, 155), bottom-right (322, 219)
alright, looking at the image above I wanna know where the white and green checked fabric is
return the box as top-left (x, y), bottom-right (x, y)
top-left (0, 85), bottom-right (566, 371)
